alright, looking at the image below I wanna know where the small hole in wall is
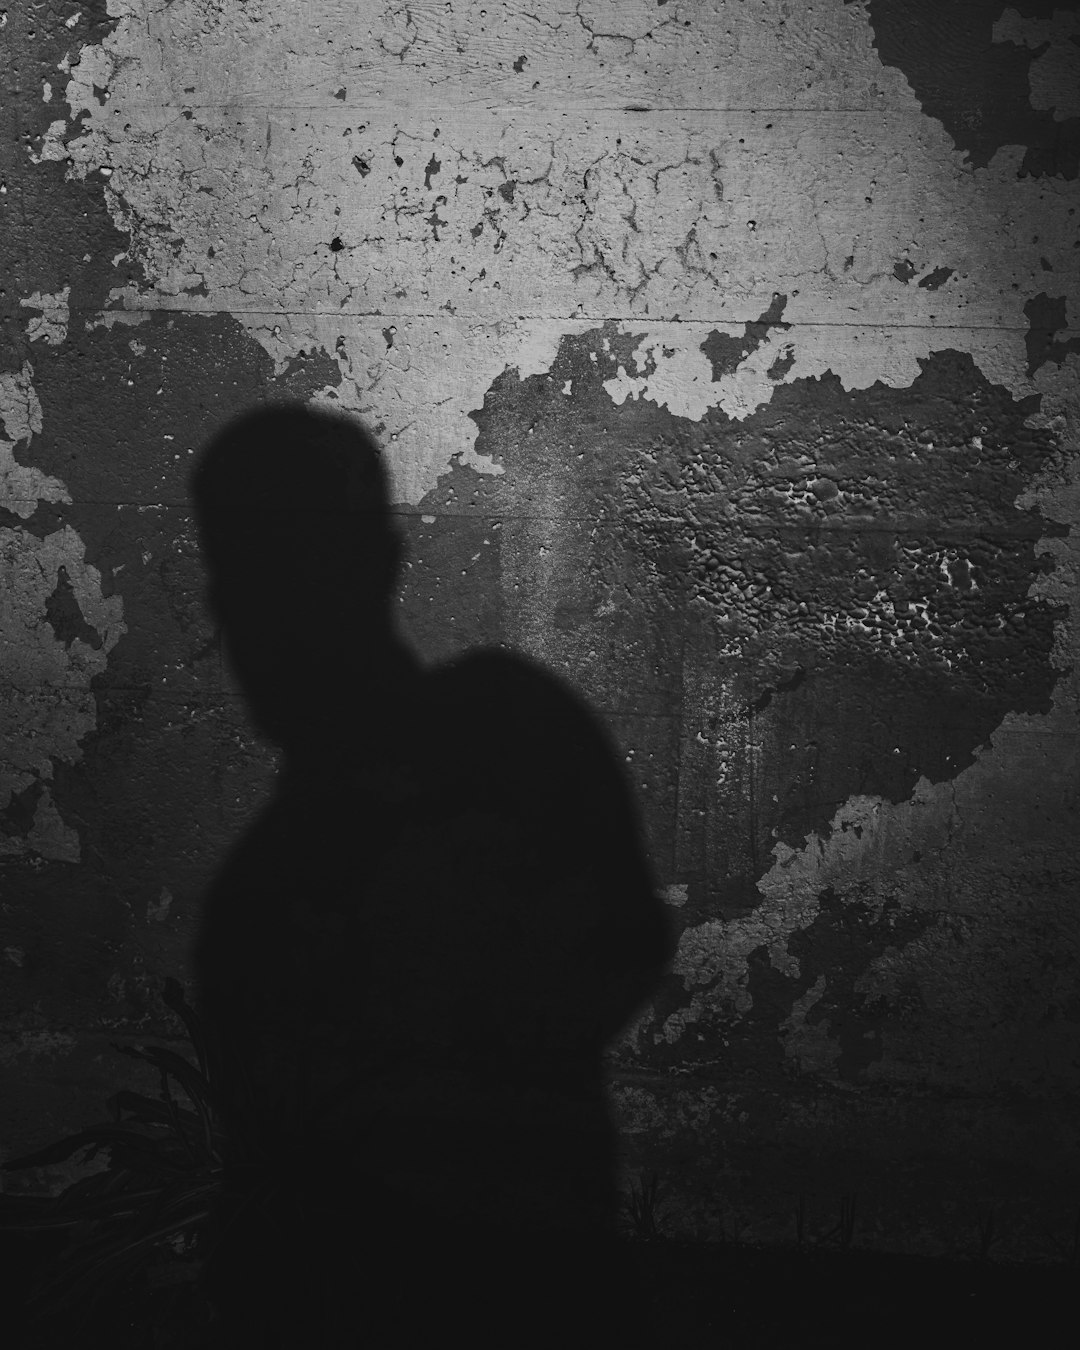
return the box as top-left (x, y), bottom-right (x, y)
top-left (330, 237), bottom-right (344, 251)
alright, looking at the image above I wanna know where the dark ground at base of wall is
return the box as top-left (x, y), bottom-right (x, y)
top-left (639, 1242), bottom-right (1078, 1348)
top-left (4, 1233), bottom-right (1077, 1348)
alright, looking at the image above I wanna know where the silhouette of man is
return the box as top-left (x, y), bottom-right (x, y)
top-left (190, 405), bottom-right (671, 1347)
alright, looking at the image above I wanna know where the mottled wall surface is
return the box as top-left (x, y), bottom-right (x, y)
top-left (2, 0), bottom-right (1079, 1256)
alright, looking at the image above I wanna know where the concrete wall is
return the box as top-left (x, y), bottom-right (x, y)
top-left (2, 0), bottom-right (1079, 1258)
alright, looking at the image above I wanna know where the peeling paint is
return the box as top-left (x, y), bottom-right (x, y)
top-left (865, 0), bottom-right (1080, 175)
top-left (1, 525), bottom-right (125, 860)
top-left (3, 0), bottom-right (1079, 1256)
top-left (20, 287), bottom-right (71, 346)
top-left (994, 6), bottom-right (1080, 123)
top-left (0, 364), bottom-right (70, 520)
top-left (36, 0), bottom-right (1077, 497)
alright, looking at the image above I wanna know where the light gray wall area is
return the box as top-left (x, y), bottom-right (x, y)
top-left (2, 0), bottom-right (1079, 1257)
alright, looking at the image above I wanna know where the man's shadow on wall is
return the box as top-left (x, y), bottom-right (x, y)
top-left (189, 405), bottom-right (672, 1347)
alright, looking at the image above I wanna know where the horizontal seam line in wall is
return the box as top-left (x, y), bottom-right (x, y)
top-left (71, 309), bottom-right (1047, 331)
top-left (4, 508), bottom-right (1055, 533)
top-left (85, 105), bottom-right (934, 114)
top-left (0, 684), bottom-right (684, 709)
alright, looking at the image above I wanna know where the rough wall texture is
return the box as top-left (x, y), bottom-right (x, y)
top-left (2, 0), bottom-right (1079, 1258)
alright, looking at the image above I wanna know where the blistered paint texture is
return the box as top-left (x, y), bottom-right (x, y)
top-left (2, 0), bottom-right (1079, 1255)
top-left (461, 333), bottom-right (1063, 882)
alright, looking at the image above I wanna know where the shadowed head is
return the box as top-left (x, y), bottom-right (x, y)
top-left (191, 403), bottom-right (398, 591)
top-left (191, 404), bottom-right (406, 744)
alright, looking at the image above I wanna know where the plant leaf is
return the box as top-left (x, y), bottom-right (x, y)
top-left (0, 1184), bottom-right (167, 1230)
top-left (111, 1041), bottom-right (217, 1118)
top-left (26, 1180), bottom-right (221, 1315)
top-left (162, 976), bottom-right (218, 1086)
top-left (0, 1124), bottom-right (140, 1171)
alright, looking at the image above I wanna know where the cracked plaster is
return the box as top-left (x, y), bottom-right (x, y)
top-left (30, 0), bottom-right (1076, 1024)
top-left (32, 1), bottom-right (1078, 493)
top-left (4, 0), bottom-right (1080, 1230)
